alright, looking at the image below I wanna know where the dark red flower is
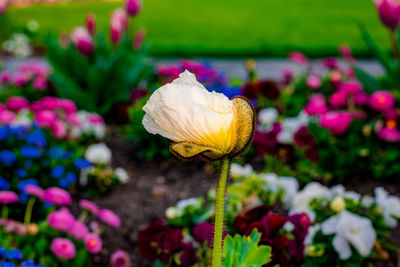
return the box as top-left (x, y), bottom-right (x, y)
top-left (293, 126), bottom-right (314, 147)
top-left (130, 88), bottom-right (148, 105)
top-left (305, 146), bottom-right (319, 163)
top-left (253, 123), bottom-right (282, 156)
top-left (233, 205), bottom-right (272, 235)
top-left (179, 243), bottom-right (198, 267)
top-left (191, 221), bottom-right (213, 244)
top-left (288, 213), bottom-right (311, 261)
top-left (258, 80), bottom-right (280, 100)
top-left (262, 214), bottom-right (288, 237)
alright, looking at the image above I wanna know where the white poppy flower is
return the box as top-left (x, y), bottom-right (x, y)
top-left (321, 210), bottom-right (376, 260)
top-left (85, 143), bottom-right (112, 165)
top-left (230, 163), bottom-right (254, 179)
top-left (374, 187), bottom-right (400, 228)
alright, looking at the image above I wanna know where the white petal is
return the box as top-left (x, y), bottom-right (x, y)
top-left (333, 235), bottom-right (352, 260)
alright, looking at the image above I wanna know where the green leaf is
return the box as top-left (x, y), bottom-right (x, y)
top-left (153, 260), bottom-right (164, 267)
top-left (353, 67), bottom-right (381, 93)
top-left (223, 230), bottom-right (271, 267)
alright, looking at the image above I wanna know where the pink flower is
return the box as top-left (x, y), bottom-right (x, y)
top-left (289, 51), bottom-right (308, 65)
top-left (377, 119), bottom-right (400, 142)
top-left (71, 27), bottom-right (94, 56)
top-left (84, 233), bottom-right (103, 253)
top-left (87, 113), bottom-right (103, 124)
top-left (97, 209), bottom-right (121, 228)
top-left (0, 103), bottom-right (5, 112)
top-left (0, 110), bottom-right (16, 124)
top-left (0, 71), bottom-right (11, 84)
top-left (110, 9), bottom-right (127, 43)
top-left (36, 96), bottom-right (59, 110)
top-left (51, 238), bottom-right (76, 259)
top-left (32, 76), bottom-right (47, 91)
top-left (133, 28), bottom-right (146, 50)
top-left (322, 57), bottom-right (339, 69)
top-left (48, 208), bottom-right (75, 232)
top-left (110, 26), bottom-right (123, 44)
top-left (69, 221), bottom-right (89, 240)
top-left (339, 45), bottom-right (356, 64)
top-left (329, 91), bottom-right (348, 109)
top-left (384, 108), bottom-right (399, 118)
top-left (0, 0), bottom-right (8, 15)
top-left (125, 0), bottom-right (142, 16)
top-left (66, 113), bottom-right (81, 127)
top-left (13, 72), bottom-right (30, 87)
top-left (58, 99), bottom-right (77, 114)
top-left (0, 191), bottom-right (18, 204)
top-left (280, 68), bottom-right (294, 85)
top-left (43, 187), bottom-right (72, 206)
top-left (24, 185), bottom-right (44, 199)
top-left (374, 0), bottom-right (400, 30)
top-left (6, 96), bottom-right (29, 111)
top-left (85, 13), bottom-right (96, 35)
top-left (354, 92), bottom-right (370, 106)
top-left (34, 110), bottom-right (57, 128)
top-left (156, 65), bottom-right (181, 78)
top-left (79, 199), bottom-right (99, 215)
top-left (338, 81), bottom-right (362, 95)
top-left (319, 111), bottom-right (352, 135)
top-left (370, 90), bottom-right (395, 111)
top-left (51, 120), bottom-right (67, 139)
top-left (304, 94), bottom-right (328, 115)
top-left (111, 249), bottom-right (131, 267)
top-left (306, 75), bottom-right (322, 89)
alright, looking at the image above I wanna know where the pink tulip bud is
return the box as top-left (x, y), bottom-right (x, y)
top-left (133, 28), bottom-right (146, 50)
top-left (374, 0), bottom-right (400, 30)
top-left (320, 111), bottom-right (352, 135)
top-left (125, 0), bottom-right (142, 16)
top-left (110, 9), bottom-right (128, 44)
top-left (85, 13), bottom-right (97, 35)
top-left (71, 27), bottom-right (94, 56)
top-left (0, 0), bottom-right (8, 15)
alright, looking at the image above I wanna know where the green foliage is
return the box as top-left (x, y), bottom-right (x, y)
top-left (126, 97), bottom-right (171, 160)
top-left (45, 34), bottom-right (151, 116)
top-left (223, 230), bottom-right (271, 267)
top-left (2, 0), bottom-right (389, 57)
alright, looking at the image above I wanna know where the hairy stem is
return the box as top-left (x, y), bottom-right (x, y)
top-left (24, 197), bottom-right (36, 225)
top-left (212, 157), bottom-right (230, 267)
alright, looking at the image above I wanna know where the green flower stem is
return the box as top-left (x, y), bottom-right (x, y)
top-left (2, 205), bottom-right (8, 220)
top-left (24, 197), bottom-right (36, 225)
top-left (389, 29), bottom-right (399, 61)
top-left (78, 210), bottom-right (88, 223)
top-left (212, 157), bottom-right (231, 267)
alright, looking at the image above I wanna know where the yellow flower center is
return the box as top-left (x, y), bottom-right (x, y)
top-left (387, 119), bottom-right (397, 129)
top-left (378, 96), bottom-right (386, 104)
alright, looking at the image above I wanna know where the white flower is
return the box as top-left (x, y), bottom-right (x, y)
top-left (331, 184), bottom-right (360, 202)
top-left (283, 221), bottom-right (295, 232)
top-left (374, 187), bottom-right (400, 228)
top-left (85, 143), bottom-right (112, 165)
top-left (114, 167), bottom-right (129, 183)
top-left (230, 163), bottom-right (253, 179)
top-left (321, 210), bottom-right (376, 260)
top-left (165, 207), bottom-right (178, 219)
top-left (290, 182), bottom-right (331, 209)
top-left (304, 223), bottom-right (321, 246)
top-left (361, 195), bottom-right (374, 208)
top-left (277, 111), bottom-right (308, 144)
top-left (260, 173), bottom-right (299, 207)
top-left (331, 196), bottom-right (346, 213)
top-left (171, 197), bottom-right (202, 217)
top-left (258, 108), bottom-right (278, 129)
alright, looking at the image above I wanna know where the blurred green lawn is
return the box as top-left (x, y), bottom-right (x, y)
top-left (0, 0), bottom-right (391, 57)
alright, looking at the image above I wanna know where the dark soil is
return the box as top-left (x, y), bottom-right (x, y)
top-left (90, 131), bottom-right (400, 267)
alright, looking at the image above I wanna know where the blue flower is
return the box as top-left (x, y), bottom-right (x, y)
top-left (51, 165), bottom-right (64, 179)
top-left (1, 261), bottom-right (16, 267)
top-left (15, 168), bottom-right (28, 178)
top-left (65, 172), bottom-right (77, 183)
top-left (74, 158), bottom-right (91, 169)
top-left (0, 126), bottom-right (9, 140)
top-left (21, 146), bottom-right (42, 158)
top-left (26, 129), bottom-right (47, 147)
top-left (10, 126), bottom-right (28, 139)
top-left (213, 85), bottom-right (241, 99)
top-left (58, 178), bottom-right (70, 189)
top-left (0, 247), bottom-right (5, 256)
top-left (0, 150), bottom-right (16, 166)
top-left (48, 146), bottom-right (65, 159)
top-left (21, 260), bottom-right (36, 267)
top-left (0, 177), bottom-right (10, 190)
top-left (4, 249), bottom-right (22, 260)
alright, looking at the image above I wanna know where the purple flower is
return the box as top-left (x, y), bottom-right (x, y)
top-left (191, 221), bottom-right (213, 243)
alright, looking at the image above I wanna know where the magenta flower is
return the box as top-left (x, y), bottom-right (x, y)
top-left (319, 111), bottom-right (352, 135)
top-left (191, 221), bottom-right (213, 244)
top-left (111, 249), bottom-right (131, 267)
top-left (43, 187), bottom-right (72, 206)
top-left (71, 27), bottom-right (94, 56)
top-left (125, 0), bottom-right (142, 16)
top-left (0, 103), bottom-right (5, 112)
top-left (0, 0), bottom-right (7, 15)
top-left (85, 13), bottom-right (97, 35)
top-left (294, 126), bottom-right (315, 147)
top-left (354, 92), bottom-right (370, 106)
top-left (0, 191), bottom-right (18, 204)
top-left (280, 68), bottom-right (294, 85)
top-left (339, 45), bottom-right (356, 64)
top-left (329, 91), bottom-right (348, 109)
top-left (34, 110), bottom-right (57, 128)
top-left (48, 209), bottom-right (75, 232)
top-left (0, 71), bottom-right (11, 84)
top-left (51, 120), bottom-right (67, 139)
top-left (84, 233), bottom-right (103, 253)
top-left (58, 99), bottom-right (77, 114)
top-left (79, 200), bottom-right (99, 215)
top-left (338, 81), bottom-right (362, 95)
top-left (35, 96), bottom-right (59, 110)
top-left (110, 9), bottom-right (128, 44)
top-left (133, 28), bottom-right (146, 50)
top-left (377, 118), bottom-right (400, 142)
top-left (304, 94), bottom-right (328, 115)
top-left (51, 238), bottom-right (76, 259)
top-left (322, 57), bottom-right (339, 69)
top-left (32, 76), bottom-right (47, 91)
top-left (87, 113), bottom-right (104, 124)
top-left (97, 209), bottom-right (121, 228)
top-left (24, 185), bottom-right (44, 200)
top-left (370, 90), bottom-right (395, 111)
top-left (374, 0), bottom-right (400, 30)
top-left (306, 75), bottom-right (322, 89)
top-left (0, 110), bottom-right (16, 124)
top-left (69, 221), bottom-right (89, 240)
top-left (289, 51), bottom-right (308, 65)
top-left (13, 72), bottom-right (30, 87)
